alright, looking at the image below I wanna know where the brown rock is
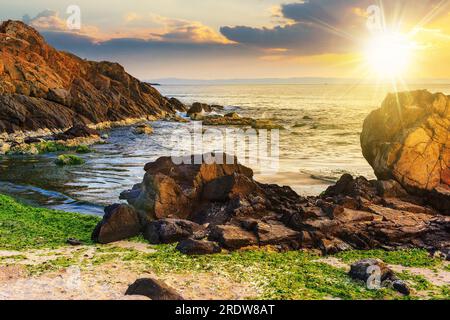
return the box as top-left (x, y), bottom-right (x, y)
top-left (55, 124), bottom-right (100, 140)
top-left (176, 239), bottom-right (221, 255)
top-left (133, 124), bottom-right (153, 135)
top-left (168, 97), bottom-right (187, 112)
top-left (361, 90), bottom-right (449, 198)
top-left (143, 218), bottom-right (202, 244)
top-left (125, 278), bottom-right (183, 300)
top-left (92, 204), bottom-right (142, 244)
top-left (0, 21), bottom-right (175, 134)
top-left (256, 222), bottom-right (301, 246)
top-left (349, 259), bottom-right (394, 282)
top-left (209, 225), bottom-right (258, 249)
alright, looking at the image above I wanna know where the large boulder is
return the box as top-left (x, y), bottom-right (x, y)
top-left (92, 204), bottom-right (142, 244)
top-left (120, 153), bottom-right (257, 223)
top-left (361, 90), bottom-right (449, 207)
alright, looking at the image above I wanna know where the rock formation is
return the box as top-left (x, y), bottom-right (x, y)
top-left (0, 20), bottom-right (184, 135)
top-left (361, 90), bottom-right (449, 211)
top-left (93, 154), bottom-right (450, 257)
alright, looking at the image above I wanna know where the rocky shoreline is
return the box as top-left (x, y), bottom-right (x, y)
top-left (92, 153), bottom-right (449, 258)
top-left (89, 89), bottom-right (449, 259)
top-left (1, 20), bottom-right (449, 262)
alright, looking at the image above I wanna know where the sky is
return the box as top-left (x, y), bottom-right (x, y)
top-left (1, 0), bottom-right (449, 80)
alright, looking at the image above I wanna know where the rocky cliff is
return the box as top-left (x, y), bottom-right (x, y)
top-left (0, 20), bottom-right (184, 134)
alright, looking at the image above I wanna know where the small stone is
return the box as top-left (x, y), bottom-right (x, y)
top-left (66, 238), bottom-right (83, 246)
top-left (392, 280), bottom-right (411, 295)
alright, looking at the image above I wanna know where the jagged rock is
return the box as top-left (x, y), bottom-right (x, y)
top-left (427, 186), bottom-right (450, 213)
top-left (375, 180), bottom-right (409, 198)
top-left (256, 222), bottom-right (301, 246)
top-left (168, 98), bottom-right (187, 112)
top-left (107, 154), bottom-right (450, 255)
top-left (176, 239), bottom-right (221, 255)
top-left (0, 20), bottom-right (176, 134)
top-left (361, 90), bottom-right (449, 209)
top-left (120, 154), bottom-right (255, 222)
top-left (209, 224), bottom-right (258, 249)
top-left (54, 125), bottom-right (100, 141)
top-left (143, 218), bottom-right (203, 244)
top-left (187, 102), bottom-right (212, 120)
top-left (92, 204), bottom-right (142, 244)
top-left (125, 278), bottom-right (183, 300)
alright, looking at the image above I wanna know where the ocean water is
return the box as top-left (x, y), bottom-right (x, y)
top-left (1, 83), bottom-right (449, 214)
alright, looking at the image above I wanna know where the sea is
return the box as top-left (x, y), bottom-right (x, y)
top-left (0, 83), bottom-right (449, 215)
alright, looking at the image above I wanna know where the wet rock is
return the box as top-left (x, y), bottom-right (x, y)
top-left (125, 278), bottom-right (183, 300)
top-left (361, 90), bottom-right (449, 199)
top-left (224, 112), bottom-right (241, 119)
top-left (176, 239), bottom-right (221, 255)
top-left (202, 115), bottom-right (254, 126)
top-left (143, 218), bottom-right (202, 244)
top-left (92, 204), bottom-right (142, 244)
top-left (133, 123), bottom-right (153, 135)
top-left (251, 119), bottom-right (285, 130)
top-left (187, 102), bottom-right (212, 119)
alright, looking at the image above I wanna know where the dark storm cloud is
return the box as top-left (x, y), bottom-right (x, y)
top-left (220, 0), bottom-right (449, 54)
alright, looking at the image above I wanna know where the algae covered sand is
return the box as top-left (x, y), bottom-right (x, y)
top-left (0, 194), bottom-right (448, 300)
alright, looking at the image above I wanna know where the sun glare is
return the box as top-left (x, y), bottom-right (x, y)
top-left (364, 32), bottom-right (416, 79)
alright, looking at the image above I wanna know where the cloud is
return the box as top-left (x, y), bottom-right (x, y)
top-left (220, 0), bottom-right (450, 55)
top-left (22, 9), bottom-right (103, 39)
top-left (151, 16), bottom-right (233, 44)
top-left (22, 9), bottom-right (66, 31)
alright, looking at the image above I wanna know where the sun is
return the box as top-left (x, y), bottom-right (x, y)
top-left (364, 32), bottom-right (416, 79)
